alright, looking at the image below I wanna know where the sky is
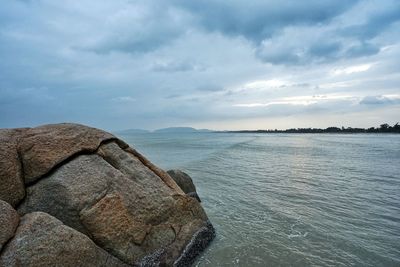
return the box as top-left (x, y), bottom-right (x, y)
top-left (1, 0), bottom-right (400, 131)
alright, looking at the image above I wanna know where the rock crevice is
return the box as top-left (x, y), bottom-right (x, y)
top-left (22, 138), bottom-right (119, 188)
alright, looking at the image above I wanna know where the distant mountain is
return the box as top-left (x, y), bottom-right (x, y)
top-left (115, 128), bottom-right (149, 134)
top-left (154, 127), bottom-right (212, 133)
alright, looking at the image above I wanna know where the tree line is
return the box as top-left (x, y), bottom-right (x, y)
top-left (226, 123), bottom-right (400, 133)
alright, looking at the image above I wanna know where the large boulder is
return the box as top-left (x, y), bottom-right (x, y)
top-left (0, 123), bottom-right (214, 266)
top-left (0, 212), bottom-right (129, 267)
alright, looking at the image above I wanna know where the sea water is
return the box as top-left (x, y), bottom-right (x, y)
top-left (116, 132), bottom-right (400, 267)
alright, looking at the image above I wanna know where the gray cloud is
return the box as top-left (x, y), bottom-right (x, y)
top-left (360, 95), bottom-right (400, 105)
top-left (195, 84), bottom-right (224, 92)
top-left (165, 94), bottom-right (181, 99)
top-left (173, 0), bottom-right (358, 42)
top-left (0, 0), bottom-right (399, 130)
top-left (80, 2), bottom-right (192, 54)
top-left (340, 3), bottom-right (400, 41)
top-left (256, 47), bottom-right (302, 65)
top-left (255, 35), bottom-right (345, 65)
top-left (308, 41), bottom-right (342, 59)
top-left (151, 61), bottom-right (204, 72)
top-left (345, 42), bottom-right (381, 58)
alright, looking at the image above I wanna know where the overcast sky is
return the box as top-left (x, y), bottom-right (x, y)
top-left (1, 0), bottom-right (399, 131)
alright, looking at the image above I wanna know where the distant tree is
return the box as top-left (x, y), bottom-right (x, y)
top-left (380, 123), bottom-right (389, 129)
top-left (326, 127), bottom-right (341, 132)
top-left (393, 123), bottom-right (400, 132)
top-left (226, 122), bottom-right (400, 134)
top-left (380, 123), bottom-right (390, 132)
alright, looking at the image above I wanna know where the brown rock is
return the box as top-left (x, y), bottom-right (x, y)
top-left (0, 200), bottom-right (19, 251)
top-left (122, 145), bottom-right (184, 194)
top-left (19, 141), bottom-right (213, 265)
top-left (0, 128), bottom-right (26, 207)
top-left (80, 193), bottom-right (152, 263)
top-left (3, 123), bottom-right (215, 266)
top-left (98, 142), bottom-right (184, 194)
top-left (167, 170), bottom-right (202, 202)
top-left (0, 212), bottom-right (129, 267)
top-left (18, 123), bottom-right (115, 184)
top-left (18, 145), bottom-right (212, 265)
top-left (167, 170), bottom-right (197, 194)
top-left (18, 154), bottom-right (116, 235)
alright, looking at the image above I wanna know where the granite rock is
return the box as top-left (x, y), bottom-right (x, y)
top-left (18, 123), bottom-right (115, 184)
top-left (167, 170), bottom-right (201, 202)
top-left (0, 123), bottom-right (215, 266)
top-left (0, 212), bottom-right (129, 267)
top-left (0, 200), bottom-right (19, 251)
top-left (0, 129), bottom-right (26, 207)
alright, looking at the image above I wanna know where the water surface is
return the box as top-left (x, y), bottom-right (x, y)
top-left (117, 132), bottom-right (400, 266)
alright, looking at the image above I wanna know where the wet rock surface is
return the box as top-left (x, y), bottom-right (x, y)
top-left (0, 123), bottom-right (214, 266)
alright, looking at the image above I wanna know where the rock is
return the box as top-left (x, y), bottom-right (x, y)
top-left (18, 123), bottom-right (116, 184)
top-left (98, 142), bottom-right (184, 194)
top-left (0, 212), bottom-right (129, 267)
top-left (6, 123), bottom-right (215, 266)
top-left (123, 146), bottom-right (184, 194)
top-left (18, 145), bottom-right (211, 265)
top-left (0, 200), bottom-right (19, 251)
top-left (167, 170), bottom-right (196, 194)
top-left (174, 221), bottom-right (216, 267)
top-left (80, 193), bottom-right (152, 263)
top-left (167, 170), bottom-right (201, 202)
top-left (0, 129), bottom-right (26, 207)
top-left (18, 154), bottom-right (113, 235)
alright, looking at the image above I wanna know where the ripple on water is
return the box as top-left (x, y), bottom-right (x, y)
top-left (123, 133), bottom-right (400, 266)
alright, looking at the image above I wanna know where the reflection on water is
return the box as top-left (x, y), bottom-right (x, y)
top-left (117, 132), bottom-right (400, 267)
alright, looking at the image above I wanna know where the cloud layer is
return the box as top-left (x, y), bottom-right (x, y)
top-left (0, 0), bottom-right (399, 130)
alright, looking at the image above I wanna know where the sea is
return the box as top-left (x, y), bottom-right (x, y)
top-left (116, 132), bottom-right (400, 267)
